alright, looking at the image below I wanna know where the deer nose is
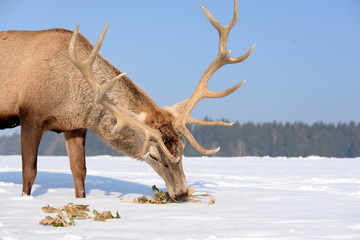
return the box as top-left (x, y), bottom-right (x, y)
top-left (174, 191), bottom-right (188, 202)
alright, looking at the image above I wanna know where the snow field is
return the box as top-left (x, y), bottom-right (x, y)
top-left (0, 155), bottom-right (360, 240)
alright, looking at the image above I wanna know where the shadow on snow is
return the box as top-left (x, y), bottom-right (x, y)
top-left (0, 171), bottom-right (154, 198)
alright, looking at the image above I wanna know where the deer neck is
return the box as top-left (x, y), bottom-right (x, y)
top-left (82, 72), bottom-right (174, 158)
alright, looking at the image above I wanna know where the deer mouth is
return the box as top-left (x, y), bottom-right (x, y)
top-left (174, 192), bottom-right (189, 202)
top-left (170, 189), bottom-right (189, 202)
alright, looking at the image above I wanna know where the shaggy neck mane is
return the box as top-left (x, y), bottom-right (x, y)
top-left (61, 27), bottom-right (159, 116)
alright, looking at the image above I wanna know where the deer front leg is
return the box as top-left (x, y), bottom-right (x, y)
top-left (64, 129), bottom-right (87, 198)
top-left (20, 119), bottom-right (43, 196)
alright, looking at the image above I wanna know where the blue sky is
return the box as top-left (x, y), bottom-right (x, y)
top-left (1, 0), bottom-right (359, 135)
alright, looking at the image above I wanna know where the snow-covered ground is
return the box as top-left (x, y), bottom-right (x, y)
top-left (0, 155), bottom-right (359, 240)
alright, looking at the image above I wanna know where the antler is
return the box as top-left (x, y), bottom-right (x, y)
top-left (69, 24), bottom-right (179, 163)
top-left (171, 0), bottom-right (255, 154)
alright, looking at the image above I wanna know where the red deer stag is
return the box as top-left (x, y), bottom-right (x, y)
top-left (0, 0), bottom-right (254, 201)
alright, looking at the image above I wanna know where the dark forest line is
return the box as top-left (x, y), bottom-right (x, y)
top-left (0, 121), bottom-right (359, 157)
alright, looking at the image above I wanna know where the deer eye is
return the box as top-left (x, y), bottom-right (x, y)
top-left (149, 153), bottom-right (159, 161)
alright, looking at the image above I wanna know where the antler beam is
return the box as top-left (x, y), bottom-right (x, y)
top-left (171, 0), bottom-right (255, 154)
top-left (69, 24), bottom-right (179, 163)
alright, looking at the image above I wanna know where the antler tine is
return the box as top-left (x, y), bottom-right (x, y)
top-left (171, 0), bottom-right (255, 155)
top-left (206, 80), bottom-right (245, 98)
top-left (200, 0), bottom-right (238, 58)
top-left (178, 124), bottom-right (220, 155)
top-left (228, 44), bottom-right (256, 64)
top-left (189, 118), bottom-right (234, 127)
top-left (69, 24), bottom-right (108, 90)
top-left (69, 24), bottom-right (179, 163)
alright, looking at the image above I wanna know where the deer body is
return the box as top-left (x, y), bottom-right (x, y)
top-left (0, 28), bottom-right (186, 199)
top-left (0, 0), bottom-right (254, 201)
top-left (1, 29), bottom-right (161, 136)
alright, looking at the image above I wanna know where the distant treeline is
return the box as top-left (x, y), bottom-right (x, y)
top-left (0, 121), bottom-right (359, 157)
top-left (186, 121), bottom-right (360, 158)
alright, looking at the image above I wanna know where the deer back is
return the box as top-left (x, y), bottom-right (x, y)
top-left (0, 28), bottom-right (173, 157)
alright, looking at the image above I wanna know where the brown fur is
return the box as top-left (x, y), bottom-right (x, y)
top-left (0, 28), bottom-right (187, 200)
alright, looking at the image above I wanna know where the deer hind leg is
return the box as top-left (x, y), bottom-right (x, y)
top-left (64, 129), bottom-right (87, 198)
top-left (20, 119), bottom-right (44, 196)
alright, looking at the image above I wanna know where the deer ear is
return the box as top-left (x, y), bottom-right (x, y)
top-left (164, 100), bottom-right (189, 120)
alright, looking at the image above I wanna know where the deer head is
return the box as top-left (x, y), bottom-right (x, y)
top-left (69, 0), bottom-right (254, 201)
